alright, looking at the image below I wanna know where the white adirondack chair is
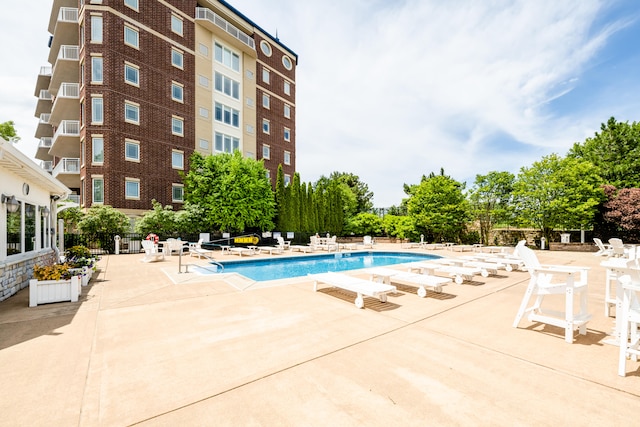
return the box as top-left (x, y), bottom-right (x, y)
top-left (593, 238), bottom-right (613, 257)
top-left (513, 242), bottom-right (592, 343)
top-left (616, 262), bottom-right (640, 376)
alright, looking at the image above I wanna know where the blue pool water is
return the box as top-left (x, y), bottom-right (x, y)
top-left (196, 251), bottom-right (439, 281)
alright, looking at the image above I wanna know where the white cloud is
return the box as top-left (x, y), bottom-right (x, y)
top-left (2, 0), bottom-right (638, 207)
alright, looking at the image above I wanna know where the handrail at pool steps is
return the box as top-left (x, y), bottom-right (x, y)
top-left (178, 244), bottom-right (224, 274)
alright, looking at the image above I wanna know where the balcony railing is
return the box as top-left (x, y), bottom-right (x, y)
top-left (57, 45), bottom-right (79, 61)
top-left (195, 7), bottom-right (255, 50)
top-left (54, 120), bottom-right (80, 138)
top-left (41, 161), bottom-right (53, 172)
top-left (38, 90), bottom-right (53, 101)
top-left (39, 66), bottom-right (52, 77)
top-left (57, 82), bottom-right (80, 98)
top-left (57, 7), bottom-right (78, 23)
top-left (53, 158), bottom-right (80, 175)
top-left (66, 194), bottom-right (80, 204)
top-left (39, 137), bottom-right (53, 149)
top-left (39, 114), bottom-right (51, 125)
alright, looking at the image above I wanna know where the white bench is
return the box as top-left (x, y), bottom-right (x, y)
top-left (366, 267), bottom-right (451, 297)
top-left (312, 272), bottom-right (397, 309)
top-left (407, 261), bottom-right (482, 284)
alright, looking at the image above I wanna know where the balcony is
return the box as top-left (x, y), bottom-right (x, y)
top-left (65, 194), bottom-right (81, 204)
top-left (48, 8), bottom-right (79, 65)
top-left (35, 114), bottom-right (53, 139)
top-left (50, 83), bottom-right (79, 126)
top-left (34, 66), bottom-right (52, 97)
top-left (34, 90), bottom-right (53, 118)
top-left (35, 137), bottom-right (53, 161)
top-left (40, 161), bottom-right (53, 173)
top-left (52, 158), bottom-right (81, 188)
top-left (49, 0), bottom-right (77, 33)
top-left (50, 120), bottom-right (80, 158)
top-left (49, 45), bottom-right (79, 96)
top-left (195, 7), bottom-right (255, 50)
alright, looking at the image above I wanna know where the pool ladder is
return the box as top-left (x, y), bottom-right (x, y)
top-left (178, 247), bottom-right (224, 274)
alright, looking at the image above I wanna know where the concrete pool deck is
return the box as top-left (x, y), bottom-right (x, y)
top-left (0, 244), bottom-right (638, 425)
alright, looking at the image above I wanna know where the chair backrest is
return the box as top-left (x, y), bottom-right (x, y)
top-left (363, 236), bottom-right (372, 244)
top-left (593, 238), bottom-right (606, 251)
top-left (141, 240), bottom-right (155, 253)
top-left (515, 243), bottom-right (541, 270)
top-left (609, 238), bottom-right (626, 256)
top-left (276, 236), bottom-right (285, 248)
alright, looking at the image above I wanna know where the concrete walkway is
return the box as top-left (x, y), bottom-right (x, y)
top-left (0, 245), bottom-right (638, 426)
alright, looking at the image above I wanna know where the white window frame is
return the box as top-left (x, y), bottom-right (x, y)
top-left (214, 102), bottom-right (239, 127)
top-left (262, 68), bottom-right (270, 84)
top-left (124, 62), bottom-right (140, 86)
top-left (284, 127), bottom-right (291, 142)
top-left (172, 116), bottom-right (184, 136)
top-left (124, 0), bottom-right (139, 11)
top-left (92, 136), bottom-right (104, 164)
top-left (284, 80), bottom-right (291, 95)
top-left (199, 138), bottom-right (209, 150)
top-left (284, 150), bottom-right (291, 165)
top-left (172, 150), bottom-right (184, 170)
top-left (90, 15), bottom-right (103, 43)
top-left (171, 48), bottom-right (184, 69)
top-left (92, 176), bottom-right (104, 204)
top-left (198, 43), bottom-right (209, 57)
top-left (125, 139), bottom-right (140, 162)
top-left (171, 14), bottom-right (183, 36)
top-left (214, 42), bottom-right (240, 72)
top-left (262, 119), bottom-right (270, 134)
top-left (262, 94), bottom-right (270, 109)
top-left (125, 178), bottom-right (140, 200)
top-left (124, 25), bottom-right (139, 49)
top-left (214, 132), bottom-right (240, 153)
top-left (91, 56), bottom-right (103, 83)
top-left (198, 75), bottom-right (209, 88)
top-left (284, 174), bottom-right (291, 185)
top-left (172, 184), bottom-right (184, 203)
top-left (124, 101), bottom-right (140, 125)
top-left (91, 97), bottom-right (103, 124)
top-left (214, 72), bottom-right (240, 100)
top-left (199, 107), bottom-right (209, 118)
top-left (262, 144), bottom-right (271, 160)
top-left (284, 104), bottom-right (291, 118)
top-left (171, 81), bottom-right (184, 102)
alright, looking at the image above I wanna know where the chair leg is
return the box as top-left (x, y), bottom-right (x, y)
top-left (618, 291), bottom-right (631, 376)
top-left (513, 278), bottom-right (536, 328)
top-left (565, 286), bottom-right (575, 343)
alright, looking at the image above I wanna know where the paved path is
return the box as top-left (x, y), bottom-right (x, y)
top-left (0, 245), bottom-right (638, 426)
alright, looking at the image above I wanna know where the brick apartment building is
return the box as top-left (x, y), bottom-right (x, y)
top-left (34, 0), bottom-right (297, 218)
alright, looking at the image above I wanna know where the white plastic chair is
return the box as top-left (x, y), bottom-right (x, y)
top-left (593, 238), bottom-right (613, 257)
top-left (513, 242), bottom-right (591, 343)
top-left (363, 235), bottom-right (374, 249)
top-left (616, 264), bottom-right (640, 376)
top-left (609, 238), bottom-right (628, 258)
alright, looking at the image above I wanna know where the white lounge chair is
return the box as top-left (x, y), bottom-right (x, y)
top-left (276, 236), bottom-right (290, 250)
top-left (141, 240), bottom-right (164, 263)
top-left (230, 247), bottom-right (256, 256)
top-left (290, 244), bottom-right (314, 253)
top-left (258, 246), bottom-right (283, 255)
top-left (593, 238), bottom-right (613, 257)
top-left (366, 267), bottom-right (451, 297)
top-left (362, 235), bottom-right (374, 249)
top-left (407, 260), bottom-right (483, 284)
top-left (609, 238), bottom-right (629, 258)
top-left (513, 241), bottom-right (591, 343)
top-left (616, 262), bottom-right (640, 376)
top-left (312, 272), bottom-right (397, 309)
top-left (190, 238), bottom-right (214, 259)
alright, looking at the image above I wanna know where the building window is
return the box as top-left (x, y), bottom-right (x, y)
top-left (198, 75), bottom-right (209, 88)
top-left (91, 56), bottom-right (103, 83)
top-left (246, 124), bottom-right (254, 134)
top-left (262, 68), bottom-right (270, 84)
top-left (171, 14), bottom-right (183, 36)
top-left (125, 139), bottom-right (140, 161)
top-left (246, 97), bottom-right (254, 107)
top-left (214, 132), bottom-right (240, 153)
top-left (172, 150), bottom-right (184, 169)
top-left (282, 55), bottom-right (293, 70)
top-left (214, 42), bottom-right (240, 72)
top-left (284, 127), bottom-right (291, 142)
top-left (214, 72), bottom-right (240, 99)
top-left (198, 43), bottom-right (209, 57)
top-left (199, 138), bottom-right (209, 149)
top-left (284, 174), bottom-right (291, 185)
top-left (171, 48), bottom-right (184, 69)
top-left (124, 0), bottom-right (138, 11)
top-left (92, 137), bottom-right (104, 164)
top-left (125, 179), bottom-right (140, 200)
top-left (214, 102), bottom-right (239, 127)
top-left (199, 107), bottom-right (209, 118)
top-left (90, 15), bottom-right (103, 43)
top-left (91, 97), bottom-right (103, 124)
top-left (246, 70), bottom-right (254, 80)
top-left (172, 184), bottom-right (184, 202)
top-left (171, 81), bottom-right (184, 102)
top-left (260, 40), bottom-right (272, 57)
top-left (124, 25), bottom-right (139, 49)
top-left (262, 94), bottom-right (270, 109)
top-left (265, 170), bottom-right (270, 180)
top-left (262, 144), bottom-right (270, 160)
top-left (284, 104), bottom-right (291, 118)
top-left (124, 101), bottom-right (140, 124)
top-left (124, 63), bottom-right (139, 86)
top-left (172, 116), bottom-right (184, 136)
top-left (93, 177), bottom-right (104, 204)
top-left (262, 119), bottom-right (270, 134)
top-left (284, 151), bottom-right (291, 165)
top-left (284, 80), bottom-right (291, 95)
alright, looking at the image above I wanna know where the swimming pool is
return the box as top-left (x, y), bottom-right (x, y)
top-left (196, 251), bottom-right (439, 282)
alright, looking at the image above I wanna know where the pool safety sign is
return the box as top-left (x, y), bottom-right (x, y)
top-left (234, 235), bottom-right (260, 245)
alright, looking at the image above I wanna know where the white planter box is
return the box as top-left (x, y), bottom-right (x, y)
top-left (69, 267), bottom-right (92, 286)
top-left (29, 276), bottom-right (81, 307)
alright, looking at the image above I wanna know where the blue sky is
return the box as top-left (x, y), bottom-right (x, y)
top-left (2, 0), bottom-right (639, 207)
